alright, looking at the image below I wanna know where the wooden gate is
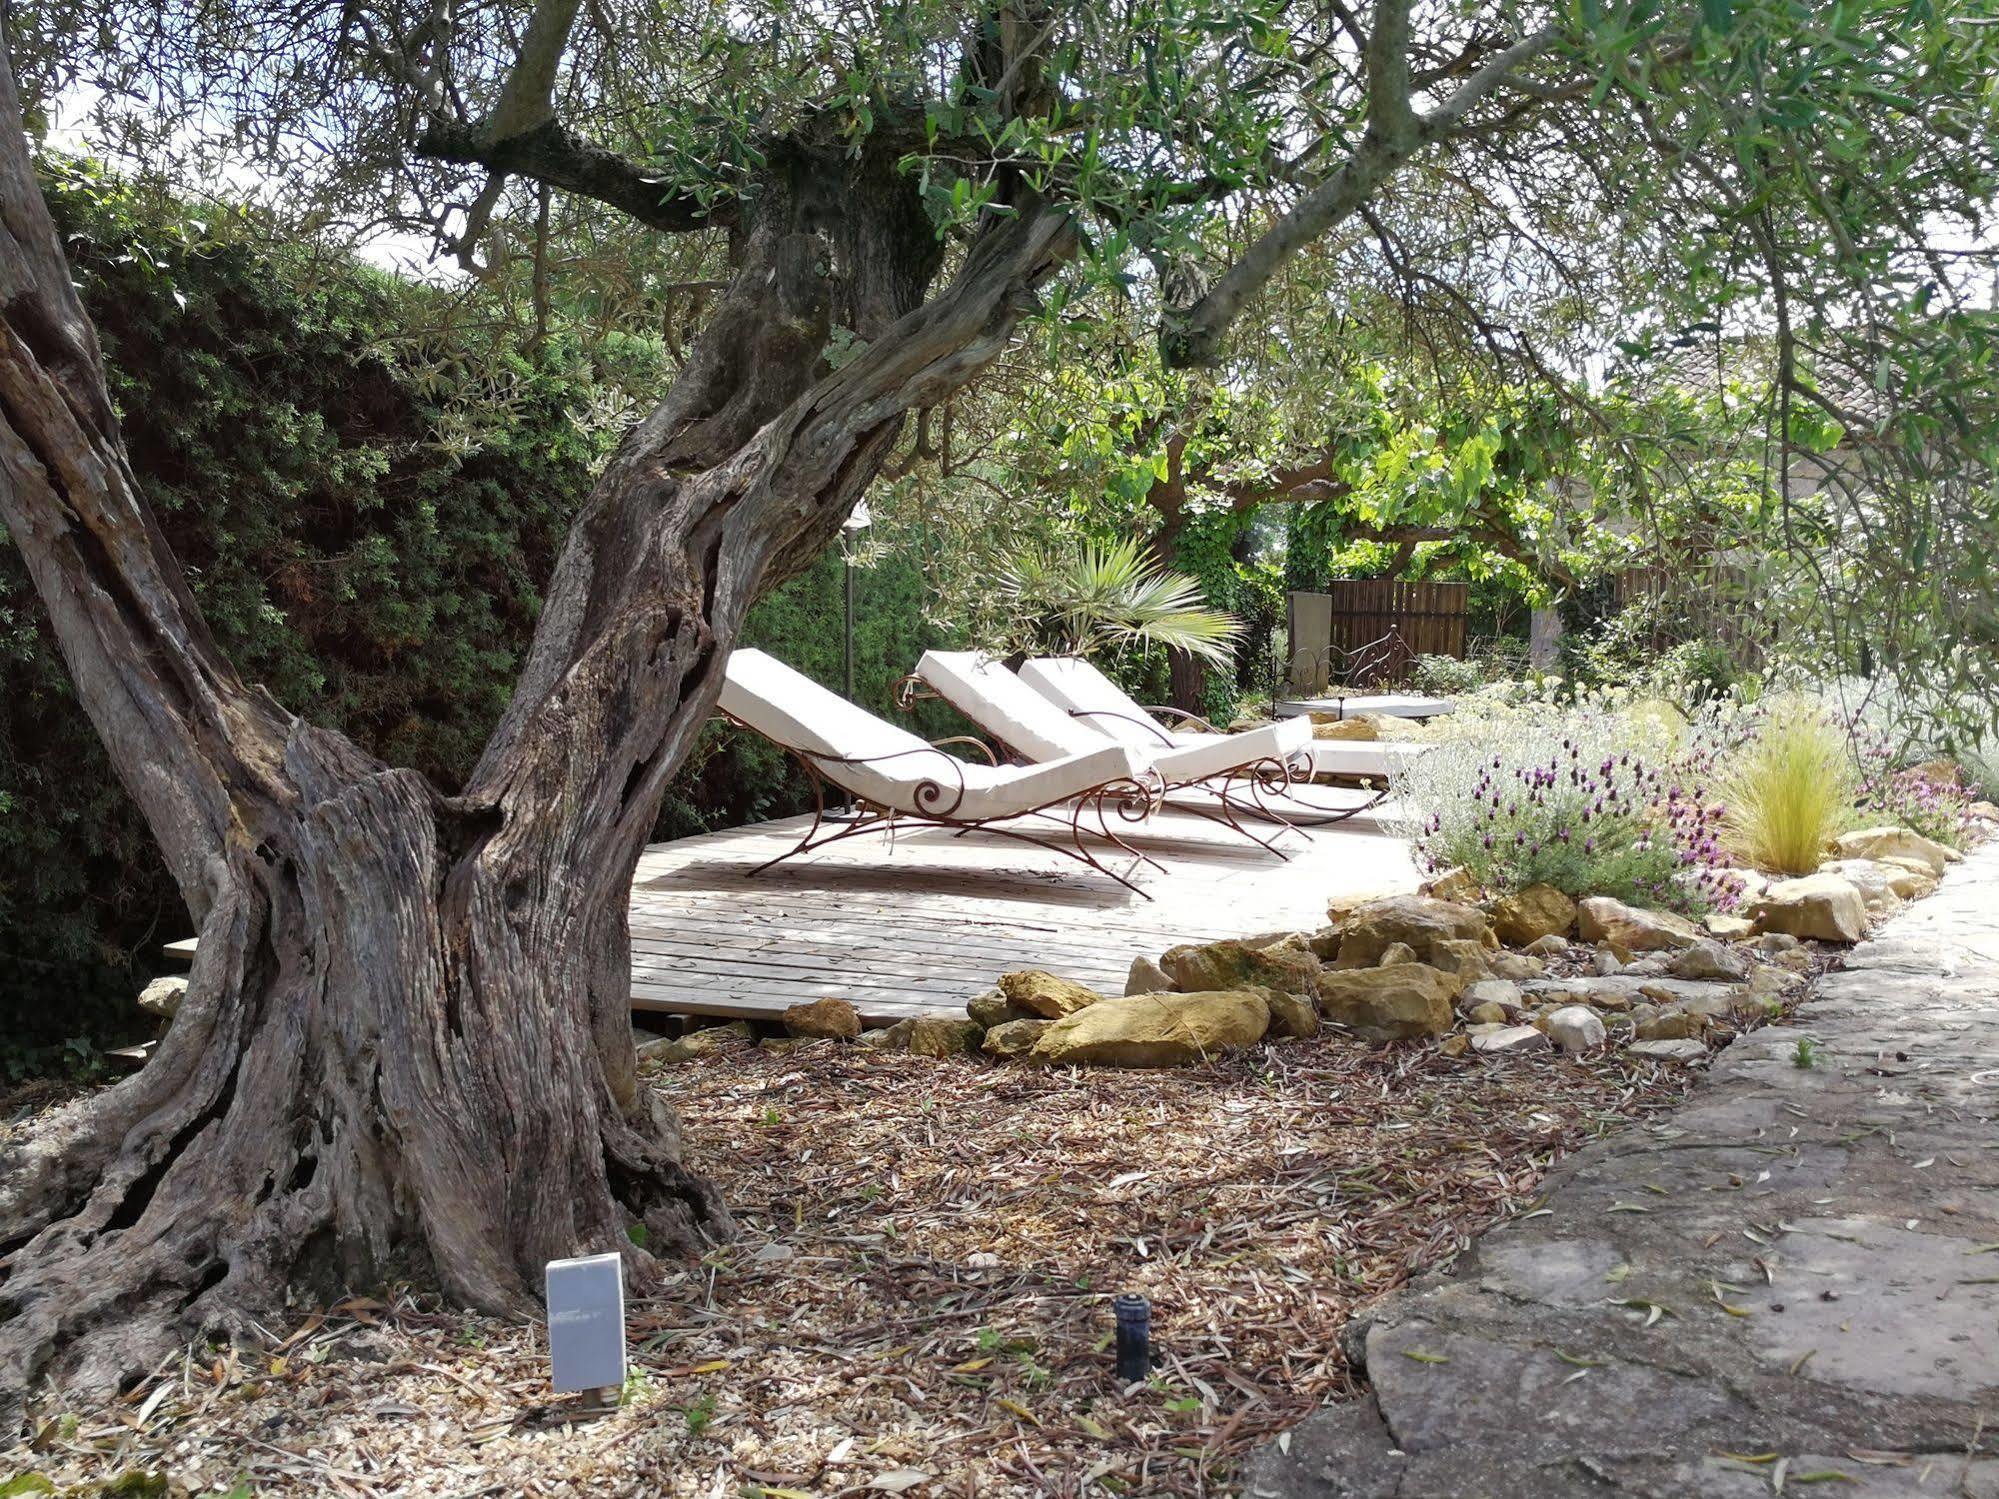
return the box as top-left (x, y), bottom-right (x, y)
top-left (1287, 581), bottom-right (1469, 692)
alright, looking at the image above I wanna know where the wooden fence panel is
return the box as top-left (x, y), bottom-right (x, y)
top-left (1286, 581), bottom-right (1470, 691)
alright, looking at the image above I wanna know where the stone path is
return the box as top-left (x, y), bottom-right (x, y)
top-left (1250, 840), bottom-right (1999, 1498)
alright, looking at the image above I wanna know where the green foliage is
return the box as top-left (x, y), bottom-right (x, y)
top-left (1407, 655), bottom-right (1483, 698)
top-left (1564, 593), bottom-right (1748, 710)
top-left (1714, 702), bottom-right (1858, 876)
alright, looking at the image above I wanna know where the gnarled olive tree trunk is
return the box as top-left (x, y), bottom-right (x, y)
top-left (0, 29), bottom-right (1073, 1411)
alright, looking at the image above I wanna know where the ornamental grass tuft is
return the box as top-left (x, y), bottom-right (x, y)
top-left (1713, 700), bottom-right (1857, 876)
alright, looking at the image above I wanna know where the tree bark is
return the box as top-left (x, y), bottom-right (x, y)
top-left (0, 23), bottom-right (1074, 1414)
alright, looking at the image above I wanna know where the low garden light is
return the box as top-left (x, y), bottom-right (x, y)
top-left (1113, 1292), bottom-right (1152, 1383)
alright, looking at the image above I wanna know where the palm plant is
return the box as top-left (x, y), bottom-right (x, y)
top-left (995, 536), bottom-right (1243, 666)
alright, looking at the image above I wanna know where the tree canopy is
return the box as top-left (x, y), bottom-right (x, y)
top-left (21, 1), bottom-right (1997, 734)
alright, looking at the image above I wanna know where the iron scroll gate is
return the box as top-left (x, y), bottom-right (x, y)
top-left (1286, 581), bottom-right (1470, 694)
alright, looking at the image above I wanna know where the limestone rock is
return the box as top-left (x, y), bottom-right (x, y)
top-left (1730, 868), bottom-right (1770, 904)
top-left (1878, 854), bottom-right (1945, 881)
top-left (1490, 884), bottom-right (1578, 947)
top-left (1161, 937), bottom-right (1319, 996)
top-left (999, 969), bottom-right (1104, 1019)
top-left (1544, 1005), bottom-right (1607, 1052)
top-left (1831, 825), bottom-right (1958, 876)
top-left (1428, 938), bottom-right (1493, 985)
top-left (1626, 1038), bottom-right (1708, 1062)
top-left (1304, 925), bottom-right (1344, 961)
top-left (1675, 986), bottom-right (1747, 1020)
top-left (641, 1021), bottom-right (752, 1063)
top-left (1489, 952), bottom-right (1545, 980)
top-left (1575, 896), bottom-right (1702, 952)
top-left (1703, 912), bottom-right (1756, 941)
top-left (1821, 857), bottom-right (1936, 908)
top-left (1752, 874), bottom-right (1868, 944)
top-left (138, 975), bottom-right (187, 1020)
top-left (1640, 1009), bottom-right (1707, 1040)
top-left (1335, 895), bottom-right (1496, 968)
top-left (1462, 976), bottom-right (1523, 1009)
top-left (1243, 928), bottom-right (1311, 950)
top-left (785, 997), bottom-right (863, 1039)
top-left (859, 1019), bottom-right (916, 1051)
top-left (1471, 1024), bottom-right (1550, 1055)
top-left (1377, 941), bottom-right (1419, 968)
top-left (1314, 964), bottom-right (1459, 1040)
top-left (1746, 966), bottom-right (1794, 999)
top-left (1327, 888), bottom-right (1398, 923)
top-left (1310, 714), bottom-right (1382, 740)
top-left (980, 1018), bottom-right (1051, 1059)
top-left (1028, 990), bottom-right (1271, 1068)
top-left (908, 1017), bottom-right (981, 1057)
top-left (1421, 865), bottom-right (1477, 902)
top-left (1665, 939), bottom-right (1752, 983)
top-left (967, 988), bottom-right (1033, 1030)
top-left (1124, 955), bottom-right (1176, 996)
top-left (1261, 989), bottom-right (1321, 1039)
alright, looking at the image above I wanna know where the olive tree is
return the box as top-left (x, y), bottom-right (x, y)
top-left (2, 0), bottom-right (1994, 1407)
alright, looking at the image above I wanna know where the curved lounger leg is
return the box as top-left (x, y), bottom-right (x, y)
top-left (1246, 775), bottom-right (1393, 827)
top-left (741, 748), bottom-right (1157, 898)
top-left (1202, 757), bottom-right (1311, 857)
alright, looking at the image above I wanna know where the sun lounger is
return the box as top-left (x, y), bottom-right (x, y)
top-left (718, 649), bottom-right (1163, 893)
top-left (1015, 654), bottom-right (1422, 822)
top-left (908, 650), bottom-right (1314, 855)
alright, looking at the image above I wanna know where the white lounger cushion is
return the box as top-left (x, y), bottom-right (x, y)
top-left (921, 651), bottom-right (1306, 787)
top-left (916, 650), bottom-right (1106, 763)
top-left (1302, 739), bottom-right (1429, 778)
top-left (1018, 656), bottom-right (1312, 753)
top-left (720, 649), bottom-right (1149, 820)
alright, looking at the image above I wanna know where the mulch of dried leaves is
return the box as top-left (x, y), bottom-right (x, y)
top-left (9, 1033), bottom-right (1717, 1499)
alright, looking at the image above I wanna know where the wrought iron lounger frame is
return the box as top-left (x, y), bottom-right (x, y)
top-left (719, 711), bottom-right (1168, 897)
top-left (895, 676), bottom-right (1311, 859)
top-left (1054, 701), bottom-right (1396, 830)
top-left (1286, 626), bottom-right (1411, 712)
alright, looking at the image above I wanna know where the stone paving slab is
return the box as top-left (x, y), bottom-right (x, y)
top-left (1249, 841), bottom-right (1999, 1498)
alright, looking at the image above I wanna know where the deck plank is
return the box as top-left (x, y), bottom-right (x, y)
top-left (628, 804), bottom-right (1419, 1027)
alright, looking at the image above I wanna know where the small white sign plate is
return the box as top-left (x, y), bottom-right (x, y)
top-left (545, 1251), bottom-right (626, 1393)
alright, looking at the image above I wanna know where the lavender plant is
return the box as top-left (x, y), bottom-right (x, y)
top-left (1854, 754), bottom-right (1974, 849)
top-left (1397, 718), bottom-right (1736, 914)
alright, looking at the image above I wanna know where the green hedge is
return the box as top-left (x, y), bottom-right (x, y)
top-left (0, 165), bottom-right (948, 1074)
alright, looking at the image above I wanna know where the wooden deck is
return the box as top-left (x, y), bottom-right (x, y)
top-left (627, 800), bottom-right (1422, 1025)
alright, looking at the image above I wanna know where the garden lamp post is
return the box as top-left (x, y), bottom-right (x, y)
top-left (830, 501), bottom-right (871, 820)
top-left (843, 500), bottom-right (870, 702)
